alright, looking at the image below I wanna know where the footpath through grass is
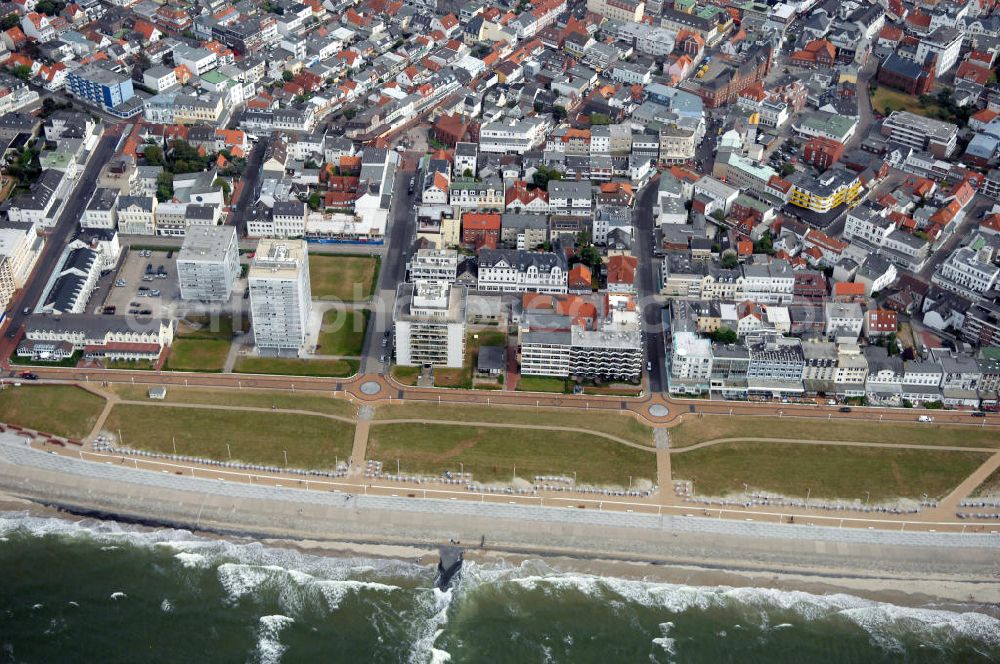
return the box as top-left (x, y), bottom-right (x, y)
top-left (367, 422), bottom-right (654, 485)
top-left (109, 385), bottom-right (356, 419)
top-left (669, 415), bottom-right (1000, 449)
top-left (672, 441), bottom-right (988, 501)
top-left (309, 255), bottom-right (379, 301)
top-left (373, 401), bottom-right (653, 446)
top-left (0, 385), bottom-right (105, 439)
top-left (233, 357), bottom-right (358, 378)
top-left (104, 403), bottom-right (354, 469)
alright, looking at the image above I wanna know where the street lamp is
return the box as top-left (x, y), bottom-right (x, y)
top-left (864, 490), bottom-right (870, 507)
top-left (396, 458), bottom-right (400, 474)
top-left (460, 461), bottom-right (464, 477)
top-left (226, 443), bottom-right (231, 460)
top-left (283, 449), bottom-right (288, 466)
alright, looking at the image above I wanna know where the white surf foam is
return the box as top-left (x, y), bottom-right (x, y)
top-left (174, 552), bottom-right (208, 568)
top-left (160, 599), bottom-right (173, 613)
top-left (254, 615), bottom-right (294, 664)
top-left (110, 592), bottom-right (126, 601)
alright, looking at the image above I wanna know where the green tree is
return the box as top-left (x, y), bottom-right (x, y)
top-left (11, 64), bottom-right (31, 81)
top-left (34, 0), bottom-right (65, 16)
top-left (144, 144), bottom-right (164, 166)
top-left (712, 327), bottom-right (738, 344)
top-left (578, 245), bottom-right (601, 267)
top-left (532, 166), bottom-right (562, 189)
top-left (1, 14), bottom-right (19, 30)
top-left (463, 168), bottom-right (473, 178)
top-left (754, 232), bottom-right (774, 255)
top-left (282, 70), bottom-right (294, 82)
top-left (155, 171), bottom-right (174, 202)
top-left (721, 253), bottom-right (739, 269)
top-left (213, 178), bottom-right (231, 204)
top-left (780, 163), bottom-right (795, 176)
top-left (552, 105), bottom-right (567, 121)
top-left (307, 192), bottom-right (322, 210)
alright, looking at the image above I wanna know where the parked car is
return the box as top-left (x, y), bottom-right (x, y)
top-left (826, 399), bottom-right (837, 406)
top-left (149, 290), bottom-right (160, 296)
top-left (918, 415), bottom-right (934, 423)
top-left (19, 372), bottom-right (37, 380)
top-left (839, 406), bottom-right (852, 413)
top-left (142, 275), bottom-right (154, 282)
top-left (21, 307), bottom-right (30, 315)
top-left (972, 411), bottom-right (987, 417)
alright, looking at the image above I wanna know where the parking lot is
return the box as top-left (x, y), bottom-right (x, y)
top-left (100, 248), bottom-right (181, 319)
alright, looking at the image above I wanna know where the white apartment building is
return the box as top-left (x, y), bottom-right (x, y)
top-left (393, 281), bottom-right (467, 368)
top-left (117, 196), bottom-right (157, 235)
top-left (547, 180), bottom-right (592, 214)
top-left (916, 27), bottom-right (963, 76)
top-left (81, 188), bottom-right (119, 230)
top-left (587, 0), bottom-right (645, 23)
top-left (668, 330), bottom-right (713, 394)
top-left (248, 239), bottom-right (312, 352)
top-left (741, 260), bottom-right (795, 304)
top-left (844, 204), bottom-right (894, 245)
top-left (477, 248), bottom-right (568, 294)
top-left (0, 222), bottom-right (42, 312)
top-left (693, 175), bottom-right (739, 216)
top-left (824, 302), bottom-right (865, 338)
top-left (479, 117), bottom-right (549, 154)
top-left (177, 225), bottom-right (240, 302)
top-left (409, 248), bottom-right (458, 284)
top-left (881, 111), bottom-right (958, 158)
top-left (933, 246), bottom-right (1000, 298)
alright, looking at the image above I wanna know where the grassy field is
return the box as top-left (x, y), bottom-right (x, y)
top-left (870, 86), bottom-right (940, 118)
top-left (309, 255), bottom-right (379, 301)
top-left (316, 309), bottom-right (369, 356)
top-left (972, 466), bottom-right (1000, 498)
top-left (672, 442), bottom-right (988, 501)
top-left (433, 368), bottom-right (470, 389)
top-left (108, 385), bottom-right (357, 419)
top-left (391, 365), bottom-right (420, 386)
top-left (233, 357), bottom-right (358, 378)
top-left (0, 385), bottom-right (105, 439)
top-left (668, 415), bottom-right (1000, 449)
top-left (104, 404), bottom-right (354, 469)
top-left (373, 402), bottom-right (653, 446)
top-left (367, 423), bottom-right (654, 485)
top-left (517, 376), bottom-right (569, 393)
top-left (165, 339), bottom-right (231, 372)
top-left (164, 315), bottom-right (245, 372)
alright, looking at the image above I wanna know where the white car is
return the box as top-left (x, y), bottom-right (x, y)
top-left (918, 415), bottom-right (934, 423)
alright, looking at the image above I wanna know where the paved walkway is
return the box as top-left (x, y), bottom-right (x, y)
top-left (932, 452), bottom-right (1000, 517)
top-left (671, 437), bottom-right (999, 454)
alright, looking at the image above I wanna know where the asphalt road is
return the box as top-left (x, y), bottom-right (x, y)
top-left (632, 177), bottom-right (667, 393)
top-left (3, 131), bottom-right (120, 340)
top-left (230, 139), bottom-right (267, 237)
top-left (359, 166), bottom-right (417, 375)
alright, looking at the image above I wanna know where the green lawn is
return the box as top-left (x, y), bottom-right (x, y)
top-left (309, 255), bottom-right (379, 301)
top-left (233, 357), bottom-right (358, 378)
top-left (374, 402), bottom-right (653, 446)
top-left (317, 308), bottom-right (369, 356)
top-left (109, 385), bottom-right (356, 419)
top-left (176, 314), bottom-right (246, 340)
top-left (391, 365), bottom-right (420, 385)
top-left (517, 376), bottom-right (569, 393)
top-left (870, 86), bottom-right (940, 118)
top-left (0, 385), bottom-right (105, 439)
top-left (104, 404), bottom-right (353, 469)
top-left (367, 423), bottom-right (654, 485)
top-left (672, 442), bottom-right (988, 501)
top-left (668, 415), bottom-right (1000, 449)
top-left (972, 466), bottom-right (1000, 498)
top-left (165, 338), bottom-right (231, 372)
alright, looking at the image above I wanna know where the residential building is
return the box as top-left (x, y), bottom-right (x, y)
top-left (248, 239), bottom-right (312, 352)
top-left (0, 222), bottom-right (42, 313)
top-left (393, 281), bottom-right (467, 368)
top-left (66, 64), bottom-right (141, 117)
top-left (933, 246), bottom-right (1000, 299)
top-left (587, 0), bottom-right (644, 23)
top-left (881, 111), bottom-right (958, 158)
top-left (787, 167), bottom-right (862, 213)
top-left (177, 225), bottom-right (240, 301)
top-left (916, 27), bottom-right (963, 76)
top-left (477, 247), bottom-right (568, 294)
top-left (19, 314), bottom-right (173, 363)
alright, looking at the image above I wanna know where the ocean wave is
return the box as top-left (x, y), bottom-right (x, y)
top-left (408, 587), bottom-right (453, 664)
top-left (462, 569), bottom-right (1000, 652)
top-left (174, 552), bottom-right (209, 568)
top-left (253, 615), bottom-right (294, 664)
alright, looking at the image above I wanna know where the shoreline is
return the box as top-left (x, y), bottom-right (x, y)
top-left (4, 493), bottom-right (999, 611)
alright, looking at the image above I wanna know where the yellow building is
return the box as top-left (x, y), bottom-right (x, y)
top-left (787, 168), bottom-right (862, 213)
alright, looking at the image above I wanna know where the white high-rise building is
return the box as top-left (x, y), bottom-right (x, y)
top-left (248, 239), bottom-right (312, 352)
top-left (177, 225), bottom-right (240, 301)
top-left (393, 281), bottom-right (467, 368)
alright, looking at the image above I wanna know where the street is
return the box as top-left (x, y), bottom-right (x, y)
top-left (632, 176), bottom-right (667, 393)
top-left (2, 131), bottom-right (121, 351)
top-left (359, 165), bottom-right (418, 375)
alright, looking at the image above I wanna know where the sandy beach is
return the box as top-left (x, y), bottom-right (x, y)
top-left (5, 488), bottom-right (999, 614)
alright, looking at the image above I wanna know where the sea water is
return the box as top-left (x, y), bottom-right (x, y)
top-left (1, 512), bottom-right (998, 663)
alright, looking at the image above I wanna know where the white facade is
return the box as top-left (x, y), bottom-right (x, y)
top-left (248, 239), bottom-right (312, 352)
top-left (393, 281), bottom-right (467, 368)
top-left (177, 225), bottom-right (240, 301)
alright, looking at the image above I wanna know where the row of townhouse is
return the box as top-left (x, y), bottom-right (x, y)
top-left (661, 254), bottom-right (796, 304)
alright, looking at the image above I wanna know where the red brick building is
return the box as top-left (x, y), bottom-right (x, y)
top-left (876, 53), bottom-right (935, 96)
top-left (790, 39), bottom-right (836, 68)
top-left (694, 45), bottom-right (772, 108)
top-left (462, 212), bottom-right (501, 250)
top-left (802, 136), bottom-right (846, 170)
